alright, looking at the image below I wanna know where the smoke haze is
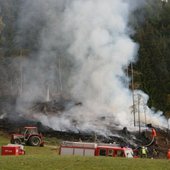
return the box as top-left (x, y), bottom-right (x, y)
top-left (15, 0), bottom-right (167, 134)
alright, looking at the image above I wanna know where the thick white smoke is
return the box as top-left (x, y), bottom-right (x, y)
top-left (16, 0), bottom-right (168, 134)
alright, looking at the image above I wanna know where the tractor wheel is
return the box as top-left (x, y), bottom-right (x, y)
top-left (11, 138), bottom-right (21, 144)
top-left (28, 136), bottom-right (41, 146)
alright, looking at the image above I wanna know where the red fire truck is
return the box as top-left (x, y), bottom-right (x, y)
top-left (59, 141), bottom-right (134, 158)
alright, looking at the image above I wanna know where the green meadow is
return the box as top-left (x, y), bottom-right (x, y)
top-left (0, 131), bottom-right (169, 170)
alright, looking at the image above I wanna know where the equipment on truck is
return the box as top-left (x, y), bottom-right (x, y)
top-left (59, 141), bottom-right (134, 158)
top-left (10, 126), bottom-right (44, 146)
top-left (59, 141), bottom-right (97, 156)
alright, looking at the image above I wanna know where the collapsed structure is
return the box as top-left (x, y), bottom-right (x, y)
top-left (31, 95), bottom-right (82, 115)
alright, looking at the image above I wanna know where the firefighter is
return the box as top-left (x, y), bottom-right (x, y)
top-left (151, 128), bottom-right (157, 138)
top-left (167, 149), bottom-right (170, 159)
top-left (152, 148), bottom-right (159, 159)
top-left (151, 128), bottom-right (157, 146)
top-left (141, 146), bottom-right (147, 158)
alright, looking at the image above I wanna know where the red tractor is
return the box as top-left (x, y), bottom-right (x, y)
top-left (10, 127), bottom-right (44, 146)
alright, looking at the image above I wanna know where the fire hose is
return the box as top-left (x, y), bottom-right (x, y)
top-left (134, 136), bottom-right (155, 151)
top-left (144, 136), bottom-right (155, 147)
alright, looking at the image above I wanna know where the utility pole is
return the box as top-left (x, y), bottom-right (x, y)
top-left (168, 118), bottom-right (170, 136)
top-left (144, 104), bottom-right (147, 127)
top-left (138, 94), bottom-right (141, 135)
top-left (58, 55), bottom-right (63, 92)
top-left (19, 49), bottom-right (24, 96)
top-left (131, 63), bottom-right (136, 127)
top-left (46, 84), bottom-right (50, 102)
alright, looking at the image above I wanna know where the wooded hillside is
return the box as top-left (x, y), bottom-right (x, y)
top-left (0, 0), bottom-right (169, 117)
top-left (134, 1), bottom-right (170, 116)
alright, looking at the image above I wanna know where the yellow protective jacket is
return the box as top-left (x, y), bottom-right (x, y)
top-left (141, 148), bottom-right (146, 155)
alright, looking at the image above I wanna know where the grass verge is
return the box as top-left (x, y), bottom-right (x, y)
top-left (0, 131), bottom-right (170, 170)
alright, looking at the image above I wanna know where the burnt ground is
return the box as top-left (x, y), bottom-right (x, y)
top-left (0, 117), bottom-right (170, 159)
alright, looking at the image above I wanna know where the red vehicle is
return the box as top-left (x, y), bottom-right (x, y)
top-left (1, 144), bottom-right (25, 156)
top-left (10, 127), bottom-right (44, 146)
top-left (95, 145), bottom-right (134, 158)
top-left (59, 141), bottom-right (134, 158)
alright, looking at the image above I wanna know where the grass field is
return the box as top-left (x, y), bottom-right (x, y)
top-left (0, 131), bottom-right (170, 170)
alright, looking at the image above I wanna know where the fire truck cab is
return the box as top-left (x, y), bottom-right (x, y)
top-left (95, 145), bottom-right (134, 158)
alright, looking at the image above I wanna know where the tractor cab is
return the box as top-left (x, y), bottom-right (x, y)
top-left (11, 126), bottom-right (44, 147)
top-left (20, 127), bottom-right (39, 140)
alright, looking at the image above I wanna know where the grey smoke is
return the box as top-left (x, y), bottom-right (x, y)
top-left (16, 0), bottom-right (167, 133)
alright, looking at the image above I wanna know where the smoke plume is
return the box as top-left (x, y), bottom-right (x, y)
top-left (15, 0), bottom-right (167, 134)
